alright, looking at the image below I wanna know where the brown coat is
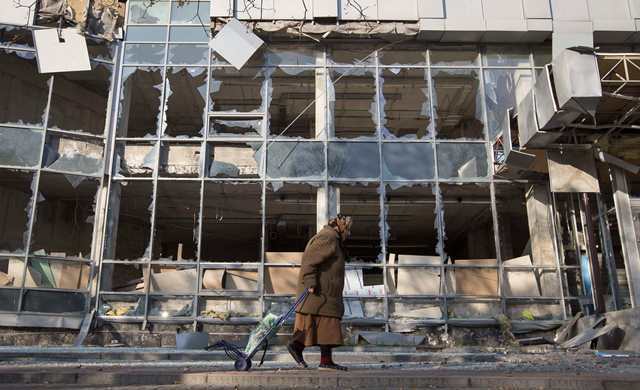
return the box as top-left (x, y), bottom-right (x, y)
top-left (296, 226), bottom-right (345, 319)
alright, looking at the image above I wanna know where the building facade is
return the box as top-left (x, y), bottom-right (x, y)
top-left (0, 0), bottom-right (639, 344)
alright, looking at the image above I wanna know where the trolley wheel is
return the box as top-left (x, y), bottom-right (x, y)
top-left (234, 357), bottom-right (252, 371)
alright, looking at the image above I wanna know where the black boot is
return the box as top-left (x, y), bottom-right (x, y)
top-left (287, 341), bottom-right (308, 368)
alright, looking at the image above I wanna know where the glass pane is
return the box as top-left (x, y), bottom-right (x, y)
top-left (269, 68), bottom-right (316, 139)
top-left (336, 184), bottom-right (381, 262)
top-left (202, 268), bottom-right (259, 292)
top-left (430, 47), bottom-right (479, 67)
top-left (382, 143), bottom-right (434, 180)
top-left (484, 69), bottom-right (532, 142)
top-left (533, 45), bottom-right (552, 67)
top-left (126, 26), bottom-right (167, 42)
top-left (329, 45), bottom-right (376, 66)
top-left (105, 181), bottom-right (153, 261)
top-left (153, 181), bottom-right (201, 261)
top-left (164, 67), bottom-right (207, 137)
top-left (99, 295), bottom-right (145, 317)
top-left (171, 1), bottom-right (210, 24)
top-left (201, 183), bottom-right (262, 262)
top-left (266, 142), bottom-right (324, 179)
top-left (328, 142), bottom-right (379, 179)
top-left (330, 68), bottom-right (377, 139)
top-left (128, 0), bottom-right (171, 24)
top-left (432, 69), bottom-right (484, 140)
top-left (0, 170), bottom-right (34, 255)
top-left (0, 288), bottom-right (19, 311)
top-left (381, 68), bottom-right (431, 139)
top-left (30, 172), bottom-right (99, 259)
top-left (22, 290), bottom-right (86, 313)
top-left (0, 26), bottom-right (34, 48)
top-left (167, 44), bottom-right (208, 65)
top-left (169, 26), bottom-right (209, 42)
top-left (0, 50), bottom-right (49, 127)
top-left (208, 142), bottom-right (261, 178)
top-left (484, 47), bottom-right (531, 67)
top-left (123, 43), bottom-right (166, 65)
top-left (117, 67), bottom-right (163, 137)
top-left (390, 299), bottom-right (442, 319)
top-left (0, 127), bottom-right (43, 168)
top-left (48, 62), bottom-right (113, 135)
top-left (149, 265), bottom-right (197, 293)
top-left (265, 183), bottom-right (318, 252)
top-left (436, 143), bottom-right (488, 179)
top-left (201, 298), bottom-right (260, 319)
top-left (42, 134), bottom-right (104, 176)
top-left (159, 142), bottom-right (201, 177)
top-left (210, 67), bottom-right (265, 112)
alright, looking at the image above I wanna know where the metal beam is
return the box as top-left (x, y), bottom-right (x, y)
top-left (610, 167), bottom-right (640, 307)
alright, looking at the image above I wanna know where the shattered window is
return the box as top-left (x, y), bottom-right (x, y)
top-left (381, 68), bottom-right (431, 139)
top-left (379, 48), bottom-right (427, 66)
top-left (164, 67), bottom-right (207, 137)
top-left (382, 143), bottom-right (435, 180)
top-left (329, 68), bottom-right (377, 139)
top-left (0, 50), bottom-right (49, 127)
top-left (159, 142), bottom-right (201, 177)
top-left (265, 183), bottom-right (318, 253)
top-left (484, 69), bottom-right (532, 142)
top-left (171, 1), bottom-right (210, 24)
top-left (335, 184), bottom-right (382, 262)
top-left (148, 297), bottom-right (194, 318)
top-left (0, 170), bottom-right (34, 255)
top-left (25, 258), bottom-right (91, 290)
top-left (117, 67), bottom-right (163, 138)
top-left (265, 45), bottom-right (319, 66)
top-left (329, 46), bottom-right (377, 66)
top-left (210, 67), bottom-right (265, 113)
top-left (23, 290), bottom-right (86, 313)
top-left (432, 69), bottom-right (484, 140)
top-left (128, 0), bottom-right (171, 24)
top-left (100, 263), bottom-right (145, 292)
top-left (48, 62), bottom-right (113, 136)
top-left (328, 142), bottom-right (379, 179)
top-left (42, 134), bottom-right (104, 176)
top-left (208, 142), bottom-right (262, 179)
top-left (201, 183), bottom-right (262, 262)
top-left (115, 141), bottom-right (156, 177)
top-left (153, 181), bottom-right (201, 261)
top-left (209, 117), bottom-right (262, 137)
top-left (30, 172), bottom-right (99, 260)
top-left (266, 142), bottom-right (324, 179)
top-left (106, 181), bottom-right (154, 261)
top-left (0, 126), bottom-right (43, 168)
top-left (0, 26), bottom-right (34, 48)
top-left (269, 67), bottom-right (316, 139)
top-left (436, 143), bottom-right (489, 179)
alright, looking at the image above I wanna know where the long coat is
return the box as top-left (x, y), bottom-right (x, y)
top-left (296, 226), bottom-right (345, 319)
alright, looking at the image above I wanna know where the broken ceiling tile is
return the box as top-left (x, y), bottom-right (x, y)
top-left (0, 0), bottom-right (35, 26)
top-left (33, 28), bottom-right (91, 73)
top-left (209, 18), bottom-right (264, 70)
top-left (547, 149), bottom-right (600, 193)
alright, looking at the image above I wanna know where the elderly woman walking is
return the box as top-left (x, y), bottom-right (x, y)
top-left (287, 214), bottom-right (352, 371)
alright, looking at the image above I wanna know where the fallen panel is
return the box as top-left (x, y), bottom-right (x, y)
top-left (395, 255), bottom-right (441, 295)
top-left (33, 28), bottom-right (91, 73)
top-left (209, 19), bottom-right (264, 70)
top-left (504, 255), bottom-right (541, 297)
top-left (0, 127), bottom-right (43, 168)
top-left (517, 90), bottom-right (562, 148)
top-left (534, 65), bottom-right (580, 130)
top-left (454, 259), bottom-right (499, 296)
top-left (547, 149), bottom-right (600, 193)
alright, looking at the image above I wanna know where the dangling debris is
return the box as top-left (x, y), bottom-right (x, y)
top-left (33, 28), bottom-right (90, 73)
top-left (209, 18), bottom-right (264, 70)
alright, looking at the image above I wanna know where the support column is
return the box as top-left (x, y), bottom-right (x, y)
top-left (525, 184), bottom-right (561, 296)
top-left (611, 167), bottom-right (640, 307)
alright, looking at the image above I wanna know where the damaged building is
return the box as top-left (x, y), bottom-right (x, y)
top-left (0, 0), bottom-right (640, 349)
